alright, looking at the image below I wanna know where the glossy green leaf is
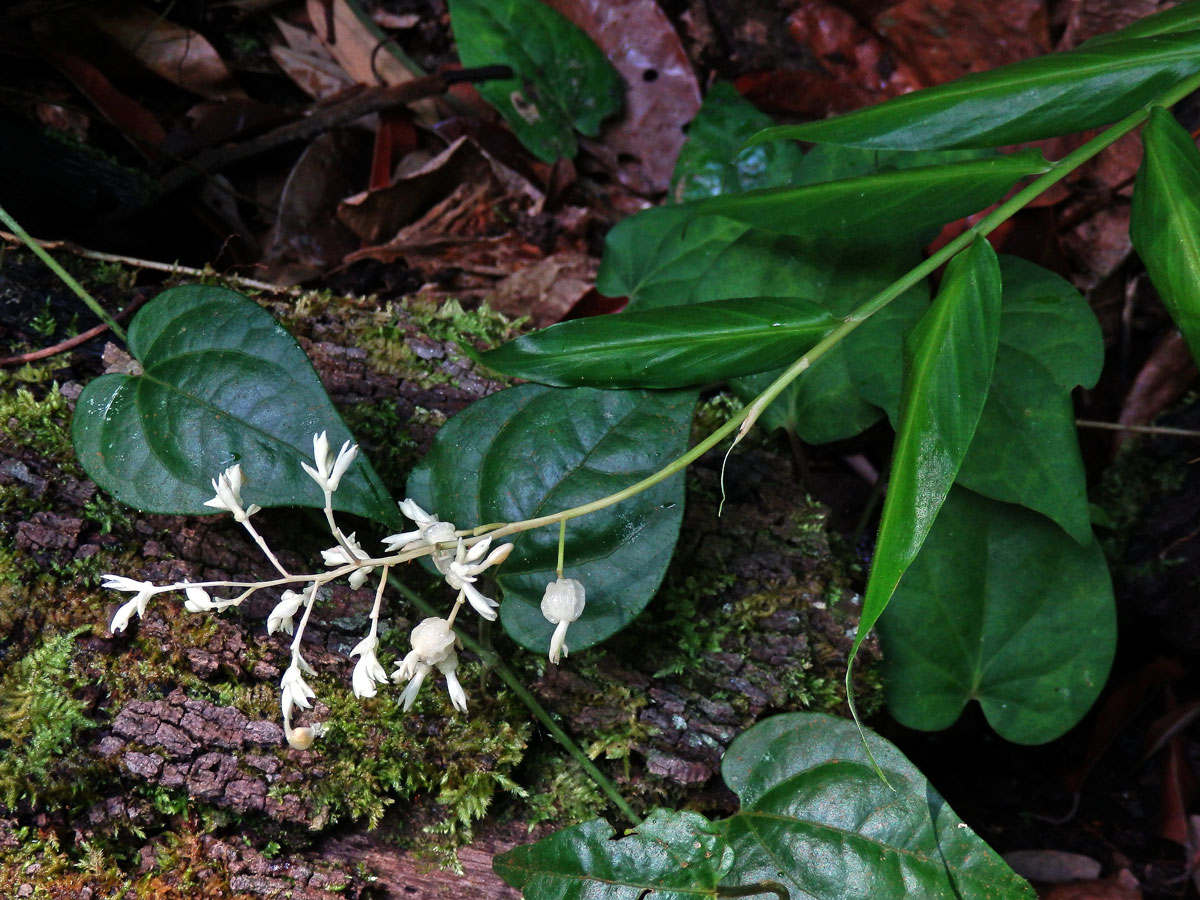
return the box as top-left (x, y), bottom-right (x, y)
top-left (597, 205), bottom-right (928, 443)
top-left (956, 256), bottom-right (1103, 544)
top-left (71, 285), bottom-right (399, 525)
top-left (855, 239), bottom-right (1002, 674)
top-left (1131, 106), bottom-right (1200, 366)
top-left (1082, 2), bottom-right (1200, 46)
top-left (472, 296), bottom-right (839, 388)
top-left (671, 82), bottom-right (807, 201)
top-left (718, 712), bottom-right (1035, 900)
top-left (684, 150), bottom-right (1048, 243)
top-left (449, 0), bottom-right (623, 163)
top-left (494, 809), bottom-right (733, 899)
top-left (879, 487), bottom-right (1116, 744)
top-left (406, 384), bottom-right (693, 653)
top-left (748, 31), bottom-right (1200, 150)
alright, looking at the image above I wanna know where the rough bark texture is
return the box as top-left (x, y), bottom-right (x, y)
top-left (0, 270), bottom-right (871, 898)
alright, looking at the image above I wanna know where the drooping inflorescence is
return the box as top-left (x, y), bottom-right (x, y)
top-left (100, 431), bottom-right (583, 748)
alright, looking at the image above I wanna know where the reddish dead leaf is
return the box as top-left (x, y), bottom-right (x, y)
top-left (788, 0), bottom-right (922, 97)
top-left (1039, 870), bottom-right (1141, 900)
top-left (88, 4), bottom-right (246, 100)
top-left (262, 129), bottom-right (371, 285)
top-left (1057, 0), bottom-right (1163, 50)
top-left (369, 112), bottom-right (417, 191)
top-left (734, 69), bottom-right (876, 119)
top-left (186, 98), bottom-right (287, 149)
top-left (1004, 850), bottom-right (1102, 884)
top-left (871, 0), bottom-right (1049, 87)
top-left (47, 50), bottom-right (166, 156)
top-left (489, 250), bottom-right (598, 326)
top-left (541, 0), bottom-right (702, 194)
top-left (1117, 332), bottom-right (1199, 449)
top-left (1059, 203), bottom-right (1132, 290)
top-left (1158, 726), bottom-right (1195, 846)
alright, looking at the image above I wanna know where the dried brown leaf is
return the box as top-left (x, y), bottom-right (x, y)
top-left (489, 250), bottom-right (598, 326)
top-left (542, 0), bottom-right (701, 194)
top-left (1004, 850), bottom-right (1103, 884)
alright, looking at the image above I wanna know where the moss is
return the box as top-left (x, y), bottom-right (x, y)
top-left (0, 627), bottom-right (100, 810)
top-left (0, 374), bottom-right (77, 468)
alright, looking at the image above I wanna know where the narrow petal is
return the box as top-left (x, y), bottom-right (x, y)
top-left (463, 582), bottom-right (499, 621)
top-left (549, 620), bottom-right (570, 665)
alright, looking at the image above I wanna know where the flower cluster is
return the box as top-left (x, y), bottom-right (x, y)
top-left (100, 429), bottom-right (589, 749)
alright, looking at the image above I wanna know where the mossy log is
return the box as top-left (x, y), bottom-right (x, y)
top-left (0, 270), bottom-right (876, 899)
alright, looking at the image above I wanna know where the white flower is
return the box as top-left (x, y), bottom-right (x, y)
top-left (392, 617), bottom-right (466, 712)
top-left (320, 532), bottom-right (374, 589)
top-left (102, 574), bottom-right (156, 633)
top-left (442, 538), bottom-right (513, 621)
top-left (349, 633), bottom-right (389, 699)
top-left (301, 431), bottom-right (358, 493)
top-left (281, 662), bottom-right (316, 719)
top-left (182, 584), bottom-right (240, 613)
top-left (382, 499), bottom-right (458, 566)
top-left (285, 722), bottom-right (325, 750)
top-left (267, 586), bottom-right (311, 635)
top-left (202, 464), bottom-right (261, 523)
top-left (541, 577), bottom-right (586, 665)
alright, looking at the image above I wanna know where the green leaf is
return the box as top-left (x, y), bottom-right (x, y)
top-left (472, 296), bottom-right (839, 389)
top-left (1082, 2), bottom-right (1200, 46)
top-left (448, 0), bottom-right (624, 163)
top-left (879, 487), bottom-right (1116, 744)
top-left (855, 239), bottom-right (1002, 679)
top-left (718, 712), bottom-right (1035, 900)
top-left (956, 256), bottom-right (1103, 544)
top-left (670, 82), bottom-right (807, 201)
top-left (71, 285), bottom-right (399, 525)
top-left (684, 150), bottom-right (1049, 243)
top-left (494, 809), bottom-right (733, 899)
top-left (1131, 105), bottom-right (1200, 366)
top-left (747, 31), bottom-right (1200, 150)
top-left (406, 384), bottom-right (693, 653)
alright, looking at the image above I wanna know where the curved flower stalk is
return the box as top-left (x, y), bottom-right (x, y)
top-left (99, 438), bottom-right (514, 745)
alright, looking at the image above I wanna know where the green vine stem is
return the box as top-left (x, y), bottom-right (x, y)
top-left (0, 203), bottom-right (128, 342)
top-left (387, 572), bottom-right (642, 826)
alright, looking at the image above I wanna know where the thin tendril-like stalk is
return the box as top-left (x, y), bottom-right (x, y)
top-left (0, 202), bottom-right (128, 342)
top-left (386, 572), bottom-right (642, 827)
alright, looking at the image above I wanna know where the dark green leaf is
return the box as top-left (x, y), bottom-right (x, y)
top-left (684, 150), bottom-right (1048, 242)
top-left (956, 256), bottom-right (1103, 544)
top-left (597, 205), bottom-right (928, 443)
top-left (747, 31), bottom-right (1200, 150)
top-left (719, 712), bottom-right (1035, 900)
top-left (71, 285), bottom-right (398, 525)
top-left (670, 82), bottom-right (807, 201)
top-left (879, 487), bottom-right (1116, 743)
top-left (406, 384), bottom-right (693, 653)
top-left (494, 809), bottom-right (733, 899)
top-left (449, 0), bottom-right (624, 163)
top-left (1131, 106), bottom-right (1200, 366)
top-left (472, 296), bottom-right (839, 389)
top-left (856, 239), bottom-right (1002, 671)
top-left (1082, 3), bottom-right (1200, 46)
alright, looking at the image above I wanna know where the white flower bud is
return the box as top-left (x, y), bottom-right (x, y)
top-left (541, 578), bottom-right (586, 665)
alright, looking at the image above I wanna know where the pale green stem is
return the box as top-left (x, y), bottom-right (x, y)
top-left (0, 202), bottom-right (128, 341)
top-left (387, 572), bottom-right (642, 826)
top-left (556, 519), bottom-right (566, 578)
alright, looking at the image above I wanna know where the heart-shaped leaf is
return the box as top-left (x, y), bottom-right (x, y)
top-left (494, 809), bottom-right (733, 899)
top-left (72, 284), bottom-right (399, 525)
top-left (718, 712), bottom-right (1035, 900)
top-left (855, 238), bottom-right (1002, 680)
top-left (472, 296), bottom-right (839, 389)
top-left (449, 0), bottom-right (624, 163)
top-left (748, 30), bottom-right (1200, 150)
top-left (406, 384), bottom-right (694, 653)
top-left (1131, 105), bottom-right (1200, 367)
top-left (671, 81), bottom-right (808, 201)
top-left (956, 256), bottom-right (1103, 544)
top-left (878, 487), bottom-right (1116, 744)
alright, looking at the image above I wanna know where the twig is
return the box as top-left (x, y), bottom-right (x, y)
top-left (1076, 418), bottom-right (1200, 439)
top-left (157, 66), bottom-right (512, 196)
top-left (0, 294), bottom-right (147, 367)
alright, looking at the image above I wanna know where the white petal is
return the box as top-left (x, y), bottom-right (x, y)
top-left (301, 460), bottom-right (326, 490)
top-left (398, 665), bottom-right (429, 710)
top-left (399, 498), bottom-right (435, 525)
top-left (311, 431), bottom-right (331, 476)
top-left (437, 657), bottom-right (468, 713)
top-left (327, 442), bottom-right (357, 491)
top-left (462, 582), bottom-right (498, 621)
top-left (548, 620), bottom-right (570, 665)
top-left (109, 597), bottom-right (140, 633)
top-left (101, 574), bottom-right (152, 593)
